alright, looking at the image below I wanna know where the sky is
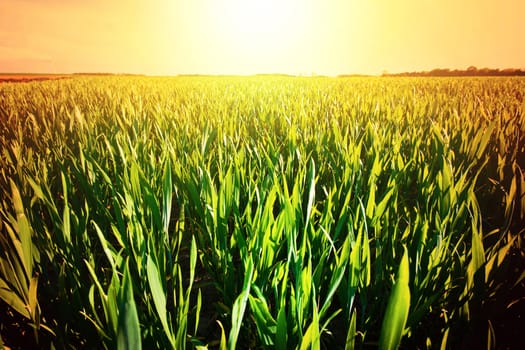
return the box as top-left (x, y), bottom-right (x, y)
top-left (0, 0), bottom-right (523, 76)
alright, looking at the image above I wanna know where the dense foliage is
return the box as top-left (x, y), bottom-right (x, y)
top-left (1, 76), bottom-right (524, 349)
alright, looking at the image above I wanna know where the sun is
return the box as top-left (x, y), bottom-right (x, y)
top-left (229, 0), bottom-right (289, 36)
top-left (213, 0), bottom-right (309, 68)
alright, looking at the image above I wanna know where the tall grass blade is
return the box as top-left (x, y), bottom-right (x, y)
top-left (146, 254), bottom-right (173, 345)
top-left (345, 309), bottom-right (357, 350)
top-left (117, 261), bottom-right (141, 350)
top-left (379, 246), bottom-right (410, 350)
top-left (228, 258), bottom-right (254, 350)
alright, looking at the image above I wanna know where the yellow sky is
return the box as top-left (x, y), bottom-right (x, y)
top-left (0, 0), bottom-right (523, 75)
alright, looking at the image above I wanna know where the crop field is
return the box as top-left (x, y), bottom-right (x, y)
top-left (0, 74), bottom-right (71, 84)
top-left (0, 76), bottom-right (524, 349)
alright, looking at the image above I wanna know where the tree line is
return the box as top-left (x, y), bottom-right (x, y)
top-left (382, 66), bottom-right (525, 77)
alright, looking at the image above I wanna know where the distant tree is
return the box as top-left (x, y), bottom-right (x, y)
top-left (480, 67), bottom-right (489, 74)
top-left (380, 66), bottom-right (525, 77)
top-left (430, 68), bottom-right (451, 76)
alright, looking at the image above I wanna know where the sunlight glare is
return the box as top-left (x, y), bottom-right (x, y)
top-left (217, 0), bottom-right (308, 60)
top-left (230, 0), bottom-right (291, 35)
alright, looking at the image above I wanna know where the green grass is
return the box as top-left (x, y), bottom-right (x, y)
top-left (0, 76), bottom-right (524, 349)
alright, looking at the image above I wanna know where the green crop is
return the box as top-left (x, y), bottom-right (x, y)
top-left (0, 76), bottom-right (523, 349)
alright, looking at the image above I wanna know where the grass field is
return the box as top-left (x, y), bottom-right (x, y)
top-left (0, 76), bottom-right (524, 349)
top-left (0, 74), bottom-right (71, 84)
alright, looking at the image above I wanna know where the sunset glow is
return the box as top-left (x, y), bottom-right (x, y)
top-left (0, 0), bottom-right (524, 75)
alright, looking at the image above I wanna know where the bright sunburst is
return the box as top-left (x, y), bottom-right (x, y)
top-left (228, 0), bottom-right (294, 35)
top-left (216, 0), bottom-right (308, 58)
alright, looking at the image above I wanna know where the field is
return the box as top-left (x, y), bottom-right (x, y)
top-left (0, 76), bottom-right (524, 349)
top-left (0, 74), bottom-right (71, 84)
